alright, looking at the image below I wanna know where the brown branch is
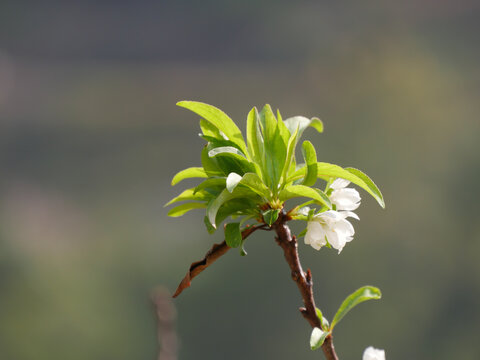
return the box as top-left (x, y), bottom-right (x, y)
top-left (172, 224), bottom-right (266, 298)
top-left (273, 211), bottom-right (339, 360)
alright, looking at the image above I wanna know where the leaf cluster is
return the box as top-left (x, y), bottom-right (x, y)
top-left (166, 101), bottom-right (384, 246)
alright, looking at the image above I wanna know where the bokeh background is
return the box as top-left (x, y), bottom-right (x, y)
top-left (1, 1), bottom-right (479, 359)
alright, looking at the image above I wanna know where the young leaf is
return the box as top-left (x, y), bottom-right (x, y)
top-left (225, 222), bottom-right (242, 248)
top-left (167, 202), bottom-right (206, 217)
top-left (226, 172), bottom-right (243, 193)
top-left (280, 125), bottom-right (299, 187)
top-left (199, 119), bottom-right (224, 139)
top-left (171, 167), bottom-right (207, 186)
top-left (279, 185), bottom-right (332, 209)
top-left (316, 308), bottom-right (330, 332)
top-left (317, 163), bottom-right (385, 208)
top-left (284, 116), bottom-right (324, 139)
top-left (165, 188), bottom-right (211, 206)
top-left (208, 146), bottom-right (247, 159)
top-left (301, 140), bottom-right (318, 186)
top-left (177, 101), bottom-right (247, 154)
top-left (194, 177), bottom-right (226, 194)
top-left (330, 286), bottom-right (382, 330)
top-left (344, 167), bottom-right (385, 208)
top-left (262, 209), bottom-right (280, 226)
top-left (310, 327), bottom-right (329, 350)
top-left (246, 107), bottom-right (264, 162)
top-left (207, 188), bottom-right (260, 227)
top-left (236, 172), bottom-right (272, 199)
top-left (204, 216), bottom-right (216, 234)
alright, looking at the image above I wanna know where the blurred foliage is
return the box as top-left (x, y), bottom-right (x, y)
top-left (0, 1), bottom-right (479, 360)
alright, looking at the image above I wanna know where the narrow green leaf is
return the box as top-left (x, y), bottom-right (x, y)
top-left (317, 163), bottom-right (385, 208)
top-left (207, 188), bottom-right (260, 227)
top-left (237, 172), bottom-right (272, 199)
top-left (204, 215), bottom-right (216, 234)
top-left (199, 119), bottom-right (223, 139)
top-left (215, 199), bottom-right (257, 225)
top-left (259, 104), bottom-right (277, 144)
top-left (262, 209), bottom-right (280, 225)
top-left (226, 172), bottom-right (243, 193)
top-left (167, 202), bottom-right (206, 217)
top-left (284, 116), bottom-right (323, 139)
top-left (171, 167), bottom-right (207, 186)
top-left (309, 117), bottom-right (324, 133)
top-left (194, 177), bottom-right (226, 194)
top-left (344, 167), bottom-right (385, 208)
top-left (246, 107), bottom-right (263, 160)
top-left (208, 146), bottom-right (246, 158)
top-left (301, 141), bottom-right (318, 186)
top-left (280, 125), bottom-right (299, 187)
top-left (201, 146), bottom-right (224, 177)
top-left (316, 308), bottom-right (330, 331)
top-left (225, 222), bottom-right (242, 248)
top-left (330, 286), bottom-right (382, 330)
top-left (279, 185), bottom-right (332, 209)
top-left (310, 327), bottom-right (329, 350)
top-left (208, 146), bottom-right (256, 174)
top-left (177, 101), bottom-right (247, 154)
top-left (164, 188), bottom-right (211, 206)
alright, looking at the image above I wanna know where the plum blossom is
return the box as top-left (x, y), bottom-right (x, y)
top-left (329, 178), bottom-right (361, 211)
top-left (362, 346), bottom-right (385, 360)
top-left (304, 210), bottom-right (358, 253)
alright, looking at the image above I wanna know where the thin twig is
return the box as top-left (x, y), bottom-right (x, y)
top-left (273, 211), bottom-right (339, 360)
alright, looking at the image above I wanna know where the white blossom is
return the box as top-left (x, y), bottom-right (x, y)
top-left (304, 210), bottom-right (358, 253)
top-left (329, 178), bottom-right (361, 211)
top-left (362, 346), bottom-right (385, 360)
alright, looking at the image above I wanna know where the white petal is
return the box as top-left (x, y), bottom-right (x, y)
top-left (325, 229), bottom-right (341, 250)
top-left (335, 218), bottom-right (355, 237)
top-left (363, 346), bottom-right (385, 360)
top-left (330, 178), bottom-right (350, 189)
top-left (341, 211), bottom-right (360, 220)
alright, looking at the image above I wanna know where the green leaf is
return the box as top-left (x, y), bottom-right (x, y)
top-left (204, 216), bottom-right (216, 234)
top-left (246, 107), bottom-right (264, 164)
top-left (330, 286), bottom-right (382, 330)
top-left (171, 167), bottom-right (207, 186)
top-left (317, 163), bottom-right (385, 208)
top-left (310, 327), bottom-right (329, 350)
top-left (344, 167), bottom-right (385, 208)
top-left (262, 209), bottom-right (280, 225)
top-left (177, 101), bottom-right (247, 154)
top-left (259, 104), bottom-right (277, 144)
top-left (280, 125), bottom-right (299, 187)
top-left (279, 185), bottom-right (332, 209)
top-left (199, 119), bottom-right (223, 139)
top-left (167, 202), bottom-right (206, 217)
top-left (236, 172), bottom-right (272, 199)
top-left (207, 188), bottom-right (260, 227)
top-left (284, 116), bottom-right (323, 139)
top-left (194, 177), bottom-right (226, 194)
top-left (226, 172), bottom-right (243, 193)
top-left (201, 146), bottom-right (224, 177)
top-left (316, 308), bottom-right (330, 331)
top-left (225, 222), bottom-right (242, 248)
top-left (301, 141), bottom-right (318, 186)
top-left (208, 146), bottom-right (246, 158)
top-left (164, 188), bottom-right (211, 206)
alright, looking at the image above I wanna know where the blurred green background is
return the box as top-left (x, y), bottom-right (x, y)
top-left (1, 1), bottom-right (479, 359)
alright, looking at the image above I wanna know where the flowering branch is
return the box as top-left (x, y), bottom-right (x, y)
top-left (166, 101), bottom-right (386, 359)
top-left (273, 211), bottom-right (338, 360)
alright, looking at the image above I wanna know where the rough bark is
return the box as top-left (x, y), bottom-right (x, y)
top-left (273, 212), bottom-right (339, 360)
